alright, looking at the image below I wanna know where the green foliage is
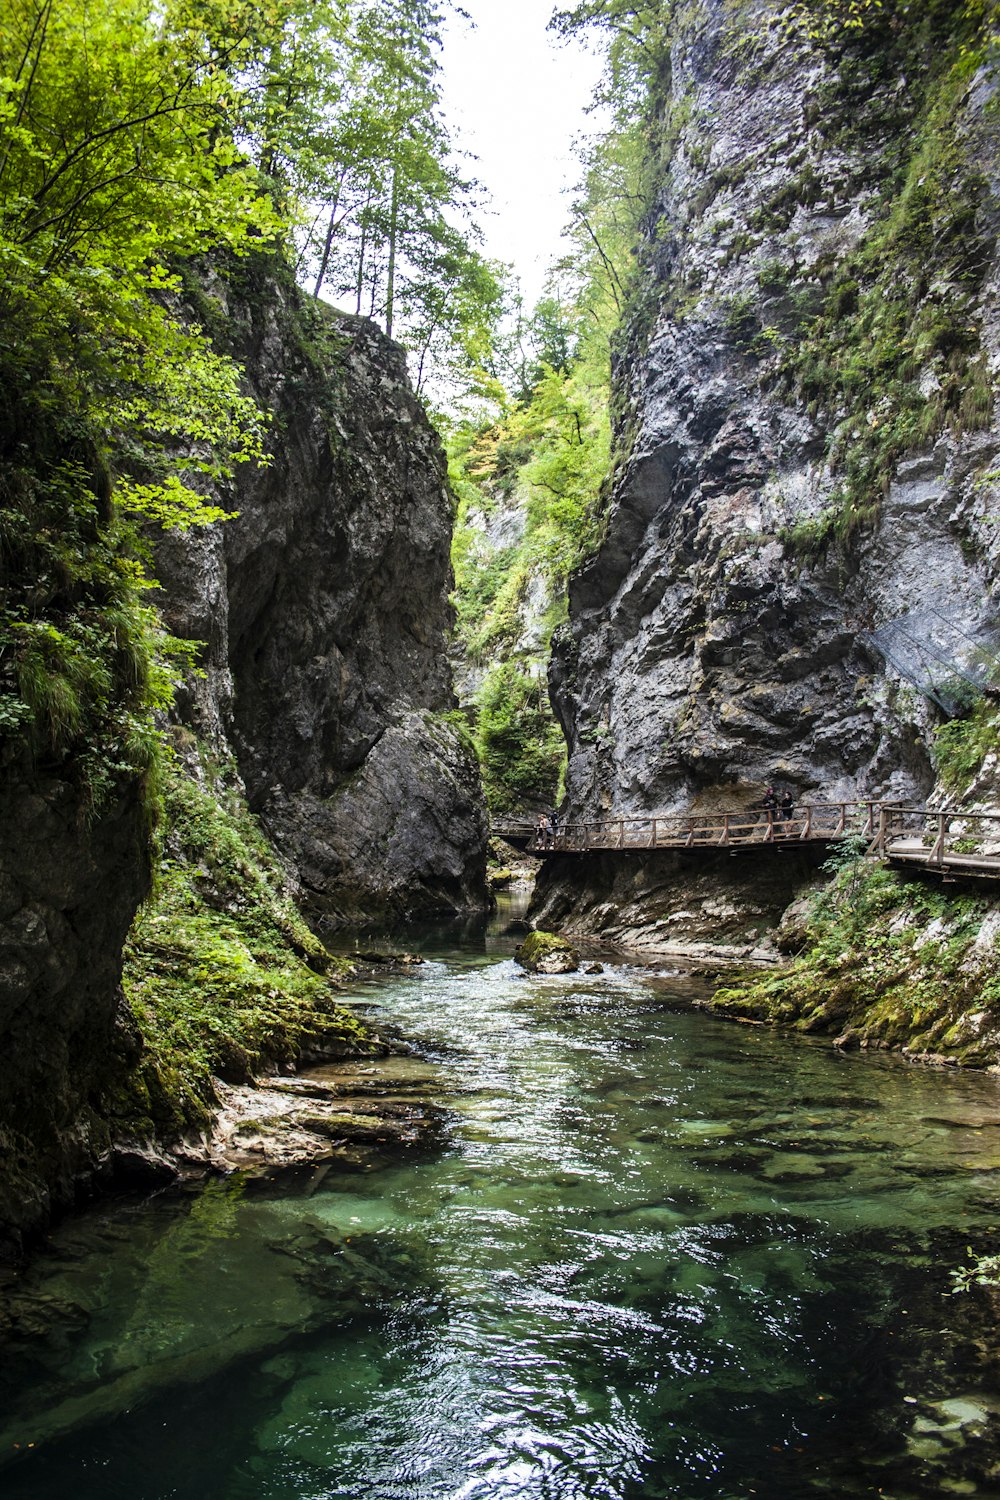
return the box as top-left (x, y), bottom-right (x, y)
top-left (282, 0), bottom-right (506, 399)
top-left (451, 319), bottom-right (612, 592)
top-left (786, 0), bottom-right (991, 50)
top-left (713, 859), bottom-right (1000, 1064)
top-left (951, 1249), bottom-right (1000, 1293)
top-left (773, 8), bottom-right (997, 543)
top-left (446, 3), bottom-right (653, 811)
top-left (0, 0), bottom-right (287, 808)
top-left (447, 322), bottom-right (612, 809)
top-left (120, 747), bottom-right (370, 1134)
top-left (933, 698), bottom-right (1000, 793)
top-left (475, 662), bottom-right (564, 813)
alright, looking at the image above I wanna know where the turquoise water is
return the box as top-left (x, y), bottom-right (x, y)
top-left (5, 908), bottom-right (1000, 1498)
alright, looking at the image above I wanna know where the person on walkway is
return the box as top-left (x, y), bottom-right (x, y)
top-left (535, 812), bottom-right (552, 850)
top-left (550, 809), bottom-right (559, 847)
top-left (779, 790), bottom-right (795, 822)
top-left (761, 786), bottom-right (778, 813)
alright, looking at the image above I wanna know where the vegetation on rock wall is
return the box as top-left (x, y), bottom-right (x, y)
top-left (447, 36), bottom-right (653, 813)
top-left (713, 845), bottom-right (1000, 1065)
top-left (1, 0), bottom-right (485, 1171)
top-left (933, 697), bottom-right (1000, 794)
top-left (0, 0), bottom-right (503, 818)
top-left (118, 743), bottom-right (371, 1136)
top-left (774, 1), bottom-right (997, 551)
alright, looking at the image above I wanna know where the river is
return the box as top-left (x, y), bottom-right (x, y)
top-left (4, 898), bottom-right (1000, 1498)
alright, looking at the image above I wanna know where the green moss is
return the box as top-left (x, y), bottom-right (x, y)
top-left (116, 746), bottom-right (374, 1136)
top-left (515, 930), bottom-right (579, 969)
top-left (712, 858), bottom-right (999, 1064)
top-left (775, 24), bottom-right (995, 548)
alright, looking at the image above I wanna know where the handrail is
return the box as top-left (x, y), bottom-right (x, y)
top-left (494, 800), bottom-right (1000, 878)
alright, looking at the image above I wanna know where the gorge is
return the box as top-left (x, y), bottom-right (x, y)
top-left (5, 0), bottom-right (1000, 1490)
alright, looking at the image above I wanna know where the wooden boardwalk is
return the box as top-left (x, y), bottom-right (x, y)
top-left (492, 802), bottom-right (1000, 881)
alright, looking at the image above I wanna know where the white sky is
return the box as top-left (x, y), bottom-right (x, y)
top-left (439, 0), bottom-right (607, 308)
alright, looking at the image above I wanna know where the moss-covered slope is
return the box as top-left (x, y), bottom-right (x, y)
top-left (115, 743), bottom-right (379, 1140)
top-left (713, 858), bottom-right (1000, 1066)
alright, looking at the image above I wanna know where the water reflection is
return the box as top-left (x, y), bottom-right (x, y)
top-left (4, 911), bottom-right (1000, 1498)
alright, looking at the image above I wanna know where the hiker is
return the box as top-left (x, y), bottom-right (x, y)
top-left (550, 809), bottom-right (559, 846)
top-left (535, 812), bottom-right (551, 850)
top-left (761, 786), bottom-right (778, 816)
top-left (780, 790), bottom-right (795, 822)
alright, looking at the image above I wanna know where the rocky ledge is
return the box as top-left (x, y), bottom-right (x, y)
top-left (114, 1055), bottom-right (448, 1188)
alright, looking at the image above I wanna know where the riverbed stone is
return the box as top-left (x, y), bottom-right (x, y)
top-left (172, 1070), bottom-right (447, 1179)
top-left (514, 930), bottom-right (581, 974)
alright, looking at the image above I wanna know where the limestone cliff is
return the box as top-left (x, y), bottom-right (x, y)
top-left (159, 256), bottom-right (487, 924)
top-left (536, 0), bottom-right (1000, 953)
top-left (0, 751), bottom-right (150, 1254)
top-left (0, 252), bottom-right (486, 1255)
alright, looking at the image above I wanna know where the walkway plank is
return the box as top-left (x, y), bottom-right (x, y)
top-left (491, 802), bottom-right (1000, 881)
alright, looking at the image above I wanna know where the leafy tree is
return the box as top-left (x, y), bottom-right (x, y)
top-left (290, 0), bottom-right (505, 394)
top-left (0, 0), bottom-right (281, 792)
top-left (476, 662), bottom-right (564, 813)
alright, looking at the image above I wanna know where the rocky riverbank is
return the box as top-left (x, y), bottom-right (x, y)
top-left (114, 1053), bottom-right (448, 1192)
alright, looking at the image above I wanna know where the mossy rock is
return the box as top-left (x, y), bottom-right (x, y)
top-left (514, 930), bottom-right (580, 974)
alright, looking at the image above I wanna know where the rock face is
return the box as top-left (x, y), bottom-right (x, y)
top-left (539, 2), bottom-right (1000, 939)
top-left (0, 255), bottom-right (485, 1254)
top-left (0, 750), bottom-right (150, 1257)
top-left (159, 258), bottom-right (487, 923)
top-left (530, 848), bottom-right (827, 963)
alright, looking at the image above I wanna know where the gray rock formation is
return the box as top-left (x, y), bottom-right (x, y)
top-left (539, 1), bottom-right (1000, 939)
top-left (159, 258), bottom-right (488, 923)
top-left (0, 750), bottom-right (150, 1257)
top-left (0, 255), bottom-right (485, 1254)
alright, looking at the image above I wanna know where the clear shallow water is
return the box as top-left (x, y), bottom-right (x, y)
top-left (5, 908), bottom-right (1000, 1498)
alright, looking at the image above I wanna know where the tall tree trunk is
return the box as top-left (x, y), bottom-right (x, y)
top-left (384, 161), bottom-right (400, 339)
top-left (355, 212), bottom-right (369, 315)
top-left (258, 34), bottom-right (285, 180)
top-left (312, 176), bottom-right (344, 299)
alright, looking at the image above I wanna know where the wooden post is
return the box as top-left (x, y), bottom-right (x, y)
top-left (929, 812), bottom-right (946, 866)
top-left (765, 810), bottom-right (774, 842)
top-left (618, 819), bottom-right (624, 849)
top-left (877, 805), bottom-right (887, 855)
top-left (804, 805), bottom-right (813, 840)
top-left (650, 818), bottom-right (657, 848)
top-left (866, 801), bottom-right (876, 837)
top-left (722, 813), bottom-right (731, 846)
top-left (836, 803), bottom-right (846, 836)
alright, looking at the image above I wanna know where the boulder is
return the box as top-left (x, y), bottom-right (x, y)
top-left (514, 930), bottom-right (580, 974)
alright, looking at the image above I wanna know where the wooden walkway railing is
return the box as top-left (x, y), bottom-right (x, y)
top-left (492, 802), bottom-right (1000, 880)
top-left (873, 805), bottom-right (1000, 879)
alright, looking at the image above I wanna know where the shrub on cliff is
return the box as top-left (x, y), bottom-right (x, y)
top-left (0, 0), bottom-right (279, 807)
top-left (712, 861), bottom-right (1000, 1065)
